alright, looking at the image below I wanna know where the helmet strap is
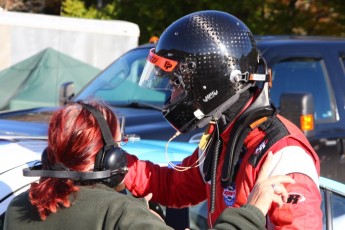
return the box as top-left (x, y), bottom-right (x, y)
top-left (244, 82), bottom-right (270, 115)
top-left (222, 88), bottom-right (254, 126)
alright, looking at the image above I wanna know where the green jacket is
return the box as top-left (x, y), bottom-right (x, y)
top-left (4, 183), bottom-right (265, 230)
top-left (211, 204), bottom-right (266, 230)
top-left (4, 184), bottom-right (170, 230)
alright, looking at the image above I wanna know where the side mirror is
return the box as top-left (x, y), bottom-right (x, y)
top-left (279, 92), bottom-right (315, 138)
top-left (59, 82), bottom-right (75, 106)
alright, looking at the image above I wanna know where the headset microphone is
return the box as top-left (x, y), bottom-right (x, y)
top-left (23, 102), bottom-right (128, 188)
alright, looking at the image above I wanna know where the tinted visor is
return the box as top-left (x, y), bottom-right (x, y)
top-left (139, 48), bottom-right (179, 90)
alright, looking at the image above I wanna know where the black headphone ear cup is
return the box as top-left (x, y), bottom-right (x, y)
top-left (102, 146), bottom-right (128, 188)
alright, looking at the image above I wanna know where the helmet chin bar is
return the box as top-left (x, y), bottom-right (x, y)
top-left (163, 82), bottom-right (255, 134)
top-left (193, 55), bottom-right (271, 128)
top-left (193, 83), bottom-right (254, 130)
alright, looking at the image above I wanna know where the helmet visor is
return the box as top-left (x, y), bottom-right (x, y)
top-left (139, 48), bottom-right (179, 90)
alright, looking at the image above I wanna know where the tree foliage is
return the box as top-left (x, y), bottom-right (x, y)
top-left (62, 0), bottom-right (116, 19)
top-left (61, 0), bottom-right (345, 44)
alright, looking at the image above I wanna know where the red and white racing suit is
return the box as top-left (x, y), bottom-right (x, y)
top-left (125, 114), bottom-right (322, 229)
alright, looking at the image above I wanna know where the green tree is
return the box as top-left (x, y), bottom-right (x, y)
top-left (62, 0), bottom-right (116, 19)
top-left (61, 0), bottom-right (345, 44)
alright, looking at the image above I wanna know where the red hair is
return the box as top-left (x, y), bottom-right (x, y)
top-left (29, 101), bottom-right (118, 220)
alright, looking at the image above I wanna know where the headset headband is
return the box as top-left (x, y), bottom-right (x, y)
top-left (23, 165), bottom-right (112, 181)
top-left (23, 161), bottom-right (127, 181)
top-left (81, 103), bottom-right (117, 147)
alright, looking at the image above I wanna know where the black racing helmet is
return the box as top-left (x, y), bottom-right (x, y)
top-left (139, 10), bottom-right (267, 133)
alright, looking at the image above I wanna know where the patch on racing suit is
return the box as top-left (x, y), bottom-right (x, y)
top-left (287, 192), bottom-right (306, 204)
top-left (254, 139), bottom-right (268, 155)
top-left (223, 183), bottom-right (236, 206)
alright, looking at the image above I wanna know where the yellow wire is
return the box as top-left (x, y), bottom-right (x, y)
top-left (165, 131), bottom-right (211, 172)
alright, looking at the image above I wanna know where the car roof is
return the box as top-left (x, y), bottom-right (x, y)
top-left (255, 35), bottom-right (345, 48)
top-left (134, 43), bottom-right (155, 49)
top-left (319, 177), bottom-right (345, 196)
top-left (255, 35), bottom-right (345, 42)
top-left (0, 138), bottom-right (43, 174)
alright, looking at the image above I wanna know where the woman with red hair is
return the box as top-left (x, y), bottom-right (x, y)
top-left (4, 101), bottom-right (170, 229)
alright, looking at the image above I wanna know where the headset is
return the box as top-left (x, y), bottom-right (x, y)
top-left (23, 102), bottom-right (129, 188)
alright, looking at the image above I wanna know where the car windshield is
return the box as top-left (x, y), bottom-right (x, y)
top-left (74, 47), bottom-right (170, 109)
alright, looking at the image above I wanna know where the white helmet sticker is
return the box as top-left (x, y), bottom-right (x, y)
top-left (194, 109), bottom-right (205, 119)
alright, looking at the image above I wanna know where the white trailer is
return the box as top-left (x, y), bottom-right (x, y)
top-left (0, 11), bottom-right (140, 70)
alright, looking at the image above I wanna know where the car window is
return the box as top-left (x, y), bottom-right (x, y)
top-left (270, 58), bottom-right (335, 123)
top-left (320, 189), bottom-right (326, 229)
top-left (331, 192), bottom-right (345, 228)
